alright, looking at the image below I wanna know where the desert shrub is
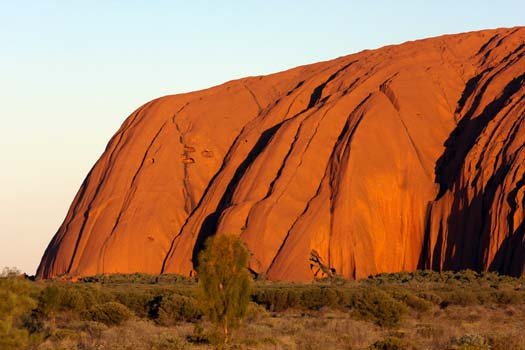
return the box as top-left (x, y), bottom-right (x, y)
top-left (321, 287), bottom-right (339, 308)
top-left (244, 302), bottom-right (269, 322)
top-left (268, 288), bottom-right (291, 311)
top-left (37, 285), bottom-right (63, 314)
top-left (22, 308), bottom-right (47, 334)
top-left (80, 273), bottom-right (192, 285)
top-left (368, 271), bottom-right (423, 285)
top-left (450, 334), bottom-right (490, 350)
top-left (38, 284), bottom-right (114, 316)
top-left (285, 288), bottom-right (301, 308)
top-left (417, 291), bottom-right (442, 305)
top-left (440, 289), bottom-right (478, 307)
top-left (251, 288), bottom-right (269, 309)
top-left (58, 286), bottom-right (86, 312)
top-left (186, 324), bottom-right (222, 345)
top-left (186, 323), bottom-right (207, 344)
top-left (81, 285), bottom-right (115, 305)
top-left (80, 273), bottom-right (159, 284)
top-left (252, 287), bottom-right (295, 311)
top-left (114, 289), bottom-right (153, 317)
top-left (81, 301), bottom-right (133, 326)
top-left (301, 286), bottom-right (338, 310)
top-left (51, 328), bottom-right (79, 341)
top-left (334, 288), bottom-right (349, 305)
top-left (372, 337), bottom-right (409, 350)
top-left (0, 276), bottom-right (37, 350)
top-left (78, 320), bottom-right (108, 339)
top-left (171, 295), bottom-right (202, 322)
top-left (271, 288), bottom-right (289, 311)
top-left (349, 288), bottom-right (407, 327)
top-left (454, 270), bottom-right (480, 283)
top-left (391, 291), bottom-right (433, 312)
top-left (267, 287), bottom-right (301, 311)
top-left (488, 333), bottom-right (525, 350)
top-left (367, 270), bottom-right (523, 289)
top-left (252, 286), bottom-right (343, 311)
top-left (254, 285), bottom-right (432, 314)
top-left (490, 290), bottom-right (523, 304)
top-left (147, 294), bottom-right (202, 325)
top-left (474, 290), bottom-right (494, 304)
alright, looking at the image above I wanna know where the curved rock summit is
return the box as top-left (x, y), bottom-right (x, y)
top-left (38, 27), bottom-right (525, 280)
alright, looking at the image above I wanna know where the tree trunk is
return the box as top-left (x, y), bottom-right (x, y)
top-left (223, 317), bottom-right (228, 343)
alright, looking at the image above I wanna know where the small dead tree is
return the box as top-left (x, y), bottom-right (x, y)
top-left (309, 250), bottom-right (337, 280)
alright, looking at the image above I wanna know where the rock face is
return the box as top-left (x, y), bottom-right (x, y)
top-left (38, 27), bottom-right (525, 280)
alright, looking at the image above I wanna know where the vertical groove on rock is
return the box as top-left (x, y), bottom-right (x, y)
top-left (99, 120), bottom-right (170, 270)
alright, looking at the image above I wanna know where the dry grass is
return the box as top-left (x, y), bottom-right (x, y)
top-left (34, 304), bottom-right (525, 350)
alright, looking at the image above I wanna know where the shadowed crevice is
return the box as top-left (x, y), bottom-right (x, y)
top-left (307, 61), bottom-right (357, 108)
top-left (435, 73), bottom-right (525, 199)
top-left (190, 122), bottom-right (284, 268)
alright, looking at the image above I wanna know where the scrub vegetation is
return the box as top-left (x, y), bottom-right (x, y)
top-left (2, 266), bottom-right (525, 349)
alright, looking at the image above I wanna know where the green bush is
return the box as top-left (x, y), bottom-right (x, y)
top-left (148, 294), bottom-right (202, 325)
top-left (114, 290), bottom-right (153, 317)
top-left (275, 288), bottom-right (294, 311)
top-left (80, 273), bottom-right (192, 285)
top-left (244, 302), bottom-right (269, 322)
top-left (0, 277), bottom-right (37, 350)
top-left (58, 286), bottom-right (86, 312)
top-left (253, 286), bottom-right (343, 311)
top-left (301, 287), bottom-right (338, 310)
top-left (392, 290), bottom-right (433, 313)
top-left (81, 301), bottom-right (133, 326)
top-left (335, 287), bottom-right (354, 306)
top-left (255, 287), bottom-right (288, 311)
top-left (38, 284), bottom-right (115, 315)
top-left (301, 287), bottom-right (324, 310)
top-left (81, 285), bottom-right (115, 306)
top-left (37, 285), bottom-right (62, 313)
top-left (350, 288), bottom-right (407, 327)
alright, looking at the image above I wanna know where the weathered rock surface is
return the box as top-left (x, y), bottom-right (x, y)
top-left (38, 27), bottom-right (525, 280)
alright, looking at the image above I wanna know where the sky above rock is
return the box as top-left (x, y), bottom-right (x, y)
top-left (0, 1), bottom-right (523, 274)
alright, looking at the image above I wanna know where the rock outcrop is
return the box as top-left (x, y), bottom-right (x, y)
top-left (38, 27), bottom-right (525, 280)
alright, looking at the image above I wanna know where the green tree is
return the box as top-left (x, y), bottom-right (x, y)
top-left (0, 272), bottom-right (37, 350)
top-left (197, 234), bottom-right (252, 341)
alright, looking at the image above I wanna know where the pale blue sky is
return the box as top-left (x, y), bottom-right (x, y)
top-left (0, 1), bottom-right (523, 274)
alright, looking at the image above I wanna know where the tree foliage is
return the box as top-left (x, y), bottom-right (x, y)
top-left (0, 274), bottom-right (36, 350)
top-left (197, 234), bottom-right (252, 339)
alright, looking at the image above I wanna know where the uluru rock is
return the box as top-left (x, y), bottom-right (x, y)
top-left (38, 27), bottom-right (525, 281)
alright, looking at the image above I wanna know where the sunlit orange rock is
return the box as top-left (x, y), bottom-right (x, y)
top-left (38, 27), bottom-right (525, 280)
